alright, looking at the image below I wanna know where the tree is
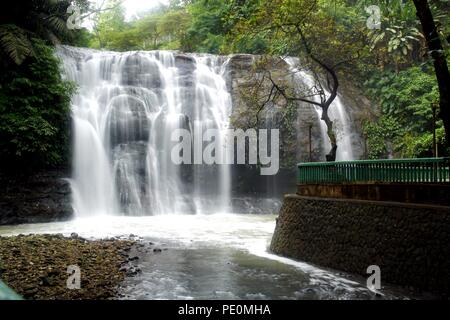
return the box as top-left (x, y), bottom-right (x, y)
top-left (134, 14), bottom-right (163, 49)
top-left (0, 0), bottom-right (89, 66)
top-left (92, 0), bottom-right (127, 49)
top-left (158, 9), bottom-right (191, 49)
top-left (181, 0), bottom-right (229, 53)
top-left (412, 0), bottom-right (450, 146)
top-left (230, 0), bottom-right (366, 161)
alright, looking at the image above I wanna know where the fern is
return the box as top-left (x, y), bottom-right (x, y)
top-left (0, 25), bottom-right (34, 65)
top-left (0, 0), bottom-right (77, 65)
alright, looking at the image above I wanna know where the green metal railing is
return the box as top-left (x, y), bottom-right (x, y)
top-left (0, 280), bottom-right (22, 300)
top-left (298, 157), bottom-right (450, 184)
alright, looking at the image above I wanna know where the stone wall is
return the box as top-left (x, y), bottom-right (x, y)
top-left (270, 194), bottom-right (450, 297)
top-left (0, 170), bottom-right (73, 225)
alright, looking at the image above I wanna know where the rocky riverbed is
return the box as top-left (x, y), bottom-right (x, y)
top-left (0, 234), bottom-right (140, 300)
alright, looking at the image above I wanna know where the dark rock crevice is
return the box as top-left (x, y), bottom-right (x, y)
top-left (0, 169), bottom-right (73, 225)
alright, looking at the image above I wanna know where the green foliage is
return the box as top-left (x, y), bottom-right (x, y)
top-left (0, 0), bottom-right (90, 173)
top-left (0, 0), bottom-right (90, 66)
top-left (0, 0), bottom-right (446, 170)
top-left (181, 0), bottom-right (239, 53)
top-left (368, 22), bottom-right (422, 63)
top-left (363, 115), bottom-right (402, 159)
top-left (88, 0), bottom-right (267, 54)
top-left (363, 0), bottom-right (423, 69)
top-left (90, 0), bottom-right (193, 51)
top-left (0, 24), bottom-right (34, 65)
top-left (364, 66), bottom-right (447, 158)
top-left (91, 0), bottom-right (128, 49)
top-left (365, 66), bottom-right (439, 131)
top-left (228, 33), bottom-right (269, 54)
top-left (0, 40), bottom-right (75, 171)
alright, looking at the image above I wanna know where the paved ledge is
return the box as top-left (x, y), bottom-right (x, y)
top-left (297, 183), bottom-right (450, 206)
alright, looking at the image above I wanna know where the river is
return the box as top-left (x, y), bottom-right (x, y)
top-left (0, 214), bottom-right (413, 300)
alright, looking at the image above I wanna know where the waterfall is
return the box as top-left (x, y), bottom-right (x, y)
top-left (57, 46), bottom-right (357, 217)
top-left (285, 58), bottom-right (354, 161)
top-left (58, 47), bottom-right (232, 216)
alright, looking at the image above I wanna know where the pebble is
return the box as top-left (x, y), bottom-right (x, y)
top-left (0, 234), bottom-right (136, 300)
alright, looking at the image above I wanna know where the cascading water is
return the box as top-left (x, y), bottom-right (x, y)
top-left (285, 57), bottom-right (355, 161)
top-left (57, 47), bottom-right (357, 217)
top-left (58, 47), bottom-right (232, 216)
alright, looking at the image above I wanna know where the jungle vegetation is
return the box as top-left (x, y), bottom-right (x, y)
top-left (0, 0), bottom-right (449, 173)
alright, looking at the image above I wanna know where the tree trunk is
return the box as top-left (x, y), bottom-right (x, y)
top-left (322, 107), bottom-right (338, 161)
top-left (413, 0), bottom-right (450, 146)
top-left (296, 25), bottom-right (340, 162)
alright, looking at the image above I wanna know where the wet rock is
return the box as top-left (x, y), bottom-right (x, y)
top-left (125, 266), bottom-right (141, 277)
top-left (0, 170), bottom-right (73, 226)
top-left (40, 276), bottom-right (56, 287)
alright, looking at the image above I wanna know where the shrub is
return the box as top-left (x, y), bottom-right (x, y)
top-left (0, 40), bottom-right (75, 173)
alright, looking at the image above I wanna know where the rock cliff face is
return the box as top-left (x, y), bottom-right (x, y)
top-left (0, 170), bottom-right (73, 225)
top-left (225, 54), bottom-right (372, 163)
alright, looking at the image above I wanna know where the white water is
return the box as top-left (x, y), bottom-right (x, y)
top-left (285, 57), bottom-right (354, 161)
top-left (57, 47), bottom-right (359, 217)
top-left (58, 47), bottom-right (232, 216)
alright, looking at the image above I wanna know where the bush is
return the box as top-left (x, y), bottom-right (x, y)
top-left (0, 40), bottom-right (75, 173)
top-left (363, 66), bottom-right (448, 158)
